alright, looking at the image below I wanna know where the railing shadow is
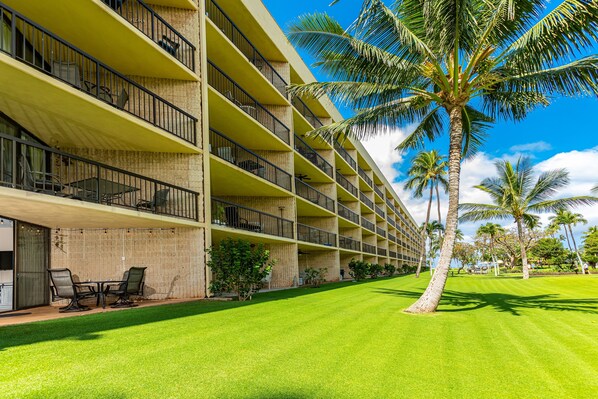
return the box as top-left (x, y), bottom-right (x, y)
top-left (374, 288), bottom-right (598, 316)
top-left (0, 278), bottom-right (380, 351)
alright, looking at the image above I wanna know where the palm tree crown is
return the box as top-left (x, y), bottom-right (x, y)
top-left (459, 157), bottom-right (597, 278)
top-left (287, 0), bottom-right (598, 312)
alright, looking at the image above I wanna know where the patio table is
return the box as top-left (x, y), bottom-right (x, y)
top-left (74, 280), bottom-right (125, 309)
top-left (67, 178), bottom-right (139, 205)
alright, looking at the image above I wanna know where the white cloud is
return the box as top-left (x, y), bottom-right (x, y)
top-left (361, 127), bottom-right (411, 183)
top-left (509, 141), bottom-right (552, 153)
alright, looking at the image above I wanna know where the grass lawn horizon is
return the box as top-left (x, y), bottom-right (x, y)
top-left (1, 274), bottom-right (597, 398)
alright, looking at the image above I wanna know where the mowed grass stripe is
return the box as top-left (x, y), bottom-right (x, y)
top-left (1, 274), bottom-right (596, 399)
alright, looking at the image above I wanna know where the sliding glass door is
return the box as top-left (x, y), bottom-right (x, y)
top-left (15, 222), bottom-right (49, 309)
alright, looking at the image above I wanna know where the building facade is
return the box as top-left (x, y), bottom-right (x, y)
top-left (0, 0), bottom-right (422, 311)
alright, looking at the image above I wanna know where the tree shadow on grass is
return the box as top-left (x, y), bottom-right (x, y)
top-left (0, 278), bottom-right (382, 351)
top-left (374, 288), bottom-right (598, 316)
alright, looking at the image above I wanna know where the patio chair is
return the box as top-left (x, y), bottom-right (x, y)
top-left (136, 188), bottom-right (170, 212)
top-left (158, 36), bottom-right (180, 56)
top-left (48, 268), bottom-right (96, 312)
top-left (20, 155), bottom-right (64, 194)
top-left (104, 267), bottom-right (146, 308)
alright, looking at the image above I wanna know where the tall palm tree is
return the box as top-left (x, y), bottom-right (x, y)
top-left (459, 157), bottom-right (597, 279)
top-left (287, 0), bottom-right (598, 312)
top-left (424, 221), bottom-right (445, 270)
top-left (549, 209), bottom-right (588, 267)
top-left (404, 150), bottom-right (448, 277)
top-left (476, 222), bottom-right (504, 263)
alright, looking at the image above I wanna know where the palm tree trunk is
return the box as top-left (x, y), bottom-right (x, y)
top-left (416, 185), bottom-right (434, 278)
top-left (563, 226), bottom-right (573, 251)
top-left (405, 107), bottom-right (463, 314)
top-left (435, 182), bottom-right (442, 227)
top-left (568, 224), bottom-right (585, 273)
top-left (516, 218), bottom-right (530, 279)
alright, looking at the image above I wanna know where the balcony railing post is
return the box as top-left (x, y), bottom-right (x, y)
top-left (10, 12), bottom-right (16, 58)
top-left (151, 9), bottom-right (155, 40)
top-left (96, 165), bottom-right (101, 204)
top-left (96, 61), bottom-right (101, 98)
top-left (11, 138), bottom-right (17, 187)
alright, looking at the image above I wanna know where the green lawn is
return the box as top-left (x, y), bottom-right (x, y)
top-left (1, 274), bottom-right (597, 399)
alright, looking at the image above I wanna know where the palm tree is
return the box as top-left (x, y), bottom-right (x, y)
top-left (404, 150), bottom-right (448, 277)
top-left (549, 209), bottom-right (588, 268)
top-left (287, 0), bottom-right (598, 312)
top-left (459, 157), bottom-right (597, 279)
top-left (425, 221), bottom-right (445, 271)
top-left (476, 222), bottom-right (505, 273)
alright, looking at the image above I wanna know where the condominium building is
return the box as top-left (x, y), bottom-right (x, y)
top-left (0, 0), bottom-right (422, 312)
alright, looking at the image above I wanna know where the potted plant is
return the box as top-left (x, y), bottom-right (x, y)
top-left (213, 204), bottom-right (226, 226)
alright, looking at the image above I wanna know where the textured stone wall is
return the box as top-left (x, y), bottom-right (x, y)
top-left (51, 227), bottom-right (205, 299)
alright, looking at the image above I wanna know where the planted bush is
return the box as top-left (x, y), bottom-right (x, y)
top-left (369, 263), bottom-right (383, 278)
top-left (384, 263), bottom-right (396, 276)
top-left (208, 238), bottom-right (275, 301)
top-left (348, 258), bottom-right (370, 281)
top-left (304, 267), bottom-right (328, 287)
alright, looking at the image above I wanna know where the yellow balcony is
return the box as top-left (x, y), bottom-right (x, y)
top-left (2, 0), bottom-right (196, 80)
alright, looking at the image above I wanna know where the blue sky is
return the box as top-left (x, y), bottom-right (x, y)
top-left (262, 0), bottom-right (598, 241)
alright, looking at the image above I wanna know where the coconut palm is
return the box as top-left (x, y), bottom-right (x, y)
top-left (549, 209), bottom-right (588, 267)
top-left (404, 150), bottom-right (448, 277)
top-left (476, 222), bottom-right (505, 263)
top-left (459, 157), bottom-right (597, 279)
top-left (287, 0), bottom-right (598, 312)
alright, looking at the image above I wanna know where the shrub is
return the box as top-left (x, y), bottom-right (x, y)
top-left (304, 267), bottom-right (328, 287)
top-left (369, 263), bottom-right (383, 278)
top-left (383, 263), bottom-right (396, 276)
top-left (208, 238), bottom-right (275, 301)
top-left (348, 258), bottom-right (369, 281)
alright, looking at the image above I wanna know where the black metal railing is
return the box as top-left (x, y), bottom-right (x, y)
top-left (297, 223), bottom-right (336, 247)
top-left (362, 243), bottom-right (376, 255)
top-left (207, 61), bottom-right (290, 144)
top-left (374, 185), bottom-right (384, 199)
top-left (102, 0), bottom-right (195, 70)
top-left (389, 250), bottom-right (397, 258)
top-left (386, 198), bottom-right (396, 213)
top-left (209, 129), bottom-right (291, 191)
top-left (205, 0), bottom-right (287, 96)
top-left (387, 215), bottom-right (396, 227)
top-left (0, 5), bottom-right (197, 144)
top-left (376, 226), bottom-right (386, 237)
top-left (375, 204), bottom-right (385, 218)
top-left (295, 179), bottom-right (335, 212)
top-left (291, 97), bottom-right (323, 129)
top-left (339, 235), bottom-right (360, 251)
top-left (377, 247), bottom-right (387, 257)
top-left (361, 217), bottom-right (375, 232)
top-left (336, 172), bottom-right (358, 198)
top-left (334, 140), bottom-right (357, 170)
top-left (338, 203), bottom-right (359, 224)
top-left (360, 191), bottom-right (374, 210)
top-left (358, 167), bottom-right (373, 187)
top-left (294, 135), bottom-right (333, 178)
top-left (211, 198), bottom-right (294, 238)
top-left (0, 133), bottom-right (198, 220)
top-left (388, 233), bottom-right (396, 243)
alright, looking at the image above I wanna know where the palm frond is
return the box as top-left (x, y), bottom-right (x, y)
top-left (503, 0), bottom-right (598, 70)
top-left (461, 106), bottom-right (494, 158)
top-left (396, 106), bottom-right (444, 152)
top-left (527, 196), bottom-right (598, 213)
top-left (500, 56), bottom-right (598, 97)
top-left (524, 169), bottom-right (570, 205)
top-left (459, 203), bottom-right (513, 223)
